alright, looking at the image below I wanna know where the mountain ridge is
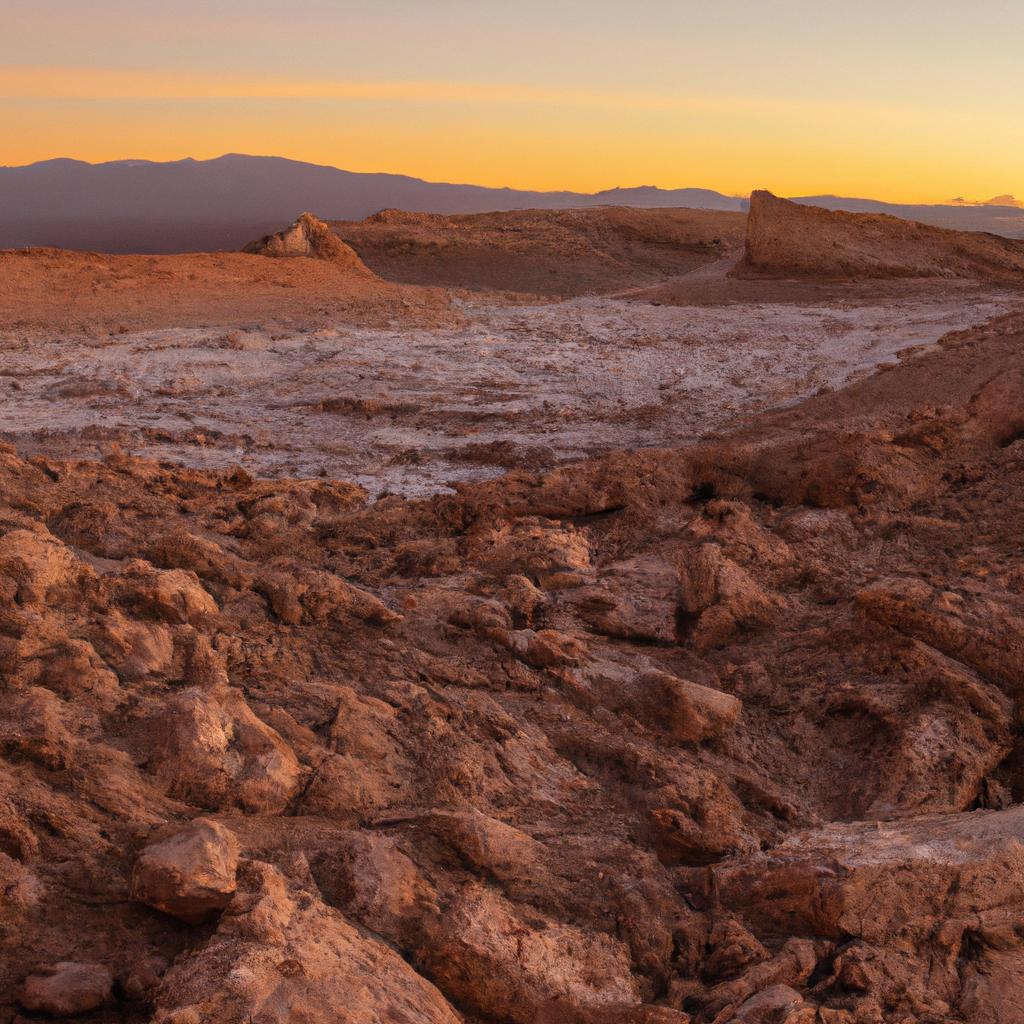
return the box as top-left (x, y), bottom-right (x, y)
top-left (2, 153), bottom-right (1023, 253)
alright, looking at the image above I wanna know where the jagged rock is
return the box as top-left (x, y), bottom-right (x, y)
top-left (569, 556), bottom-right (680, 643)
top-left (715, 807), bottom-right (1024, 1016)
top-left (243, 213), bottom-right (372, 270)
top-left (0, 528), bottom-right (88, 606)
top-left (743, 190), bottom-right (1024, 281)
top-left (468, 518), bottom-right (593, 581)
top-left (256, 569), bottom-right (399, 626)
top-left (705, 942), bottom-right (818, 1020)
top-left (502, 573), bottom-right (548, 625)
top-left (728, 984), bottom-right (812, 1023)
top-left (422, 808), bottom-right (547, 883)
top-left (704, 919), bottom-right (770, 980)
top-left (420, 884), bottom-right (640, 1023)
top-left (111, 559), bottom-right (219, 626)
top-left (315, 831), bottom-right (438, 945)
top-left (17, 961), bottom-right (113, 1016)
top-left (145, 529), bottom-right (253, 590)
top-left (152, 861), bottom-right (460, 1024)
top-left (856, 577), bottom-right (1024, 691)
top-left (511, 627), bottom-right (588, 668)
top-left (31, 638), bottom-right (122, 710)
top-left (0, 686), bottom-right (76, 770)
top-left (119, 954), bottom-right (169, 1003)
top-left (642, 671), bottom-right (742, 743)
top-left (93, 610), bottom-right (176, 680)
top-left (537, 1005), bottom-right (692, 1024)
top-left (649, 795), bottom-right (751, 867)
top-left (131, 818), bottom-right (240, 923)
top-left (678, 544), bottom-right (782, 651)
top-left (152, 687), bottom-right (301, 813)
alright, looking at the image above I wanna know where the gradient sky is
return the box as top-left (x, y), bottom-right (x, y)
top-left (2, 0), bottom-right (1022, 202)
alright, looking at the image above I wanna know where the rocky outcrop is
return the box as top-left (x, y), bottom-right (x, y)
top-left (420, 884), bottom-right (640, 1022)
top-left (714, 807), bottom-right (1024, 1020)
top-left (150, 686), bottom-right (301, 814)
top-left (152, 861), bottom-right (461, 1024)
top-left (244, 212), bottom-right (374, 272)
top-left (741, 190), bottom-right (1024, 281)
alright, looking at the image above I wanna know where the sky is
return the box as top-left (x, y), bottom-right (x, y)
top-left (2, 0), bottom-right (1022, 202)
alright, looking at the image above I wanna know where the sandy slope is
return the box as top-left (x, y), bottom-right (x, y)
top-left (333, 206), bottom-right (747, 296)
top-left (0, 246), bottom-right (454, 336)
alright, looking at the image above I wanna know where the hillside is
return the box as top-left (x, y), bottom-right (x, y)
top-left (741, 190), bottom-right (1024, 282)
top-left (0, 242), bottom-right (451, 336)
top-left (333, 206), bottom-right (746, 296)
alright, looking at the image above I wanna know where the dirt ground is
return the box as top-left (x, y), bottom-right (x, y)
top-left (2, 263), bottom-right (1016, 495)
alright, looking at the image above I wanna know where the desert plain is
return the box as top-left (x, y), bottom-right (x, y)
top-left (1, 194), bottom-right (1024, 1023)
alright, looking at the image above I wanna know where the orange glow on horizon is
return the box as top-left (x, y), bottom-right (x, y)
top-left (2, 1), bottom-right (1022, 206)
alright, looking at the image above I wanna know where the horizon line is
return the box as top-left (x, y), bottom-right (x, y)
top-left (4, 152), bottom-right (1022, 210)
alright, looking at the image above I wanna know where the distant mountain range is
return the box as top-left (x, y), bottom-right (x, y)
top-left (2, 154), bottom-right (1022, 252)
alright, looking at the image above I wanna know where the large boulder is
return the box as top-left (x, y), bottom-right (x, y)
top-left (419, 884), bottom-right (639, 1023)
top-left (715, 806), bottom-right (1024, 1017)
top-left (131, 818), bottom-right (240, 923)
top-left (152, 687), bottom-right (301, 814)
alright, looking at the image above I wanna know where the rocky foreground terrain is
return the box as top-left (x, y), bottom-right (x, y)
top-left (1, 205), bottom-right (1024, 1023)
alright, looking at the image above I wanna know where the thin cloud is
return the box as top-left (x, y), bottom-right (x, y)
top-left (0, 64), bottom-right (925, 119)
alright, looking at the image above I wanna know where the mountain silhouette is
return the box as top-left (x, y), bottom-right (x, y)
top-left (2, 154), bottom-right (1022, 253)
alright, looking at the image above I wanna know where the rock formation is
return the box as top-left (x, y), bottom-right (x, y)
top-left (332, 206), bottom-right (745, 295)
top-left (741, 190), bottom-right (1024, 281)
top-left (243, 211), bottom-right (373, 271)
top-left (131, 818), bottom-right (240, 923)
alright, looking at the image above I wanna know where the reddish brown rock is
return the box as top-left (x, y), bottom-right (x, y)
top-left (152, 687), bottom-right (301, 814)
top-left (421, 884), bottom-right (640, 1023)
top-left (243, 212), bottom-right (374, 271)
top-left (131, 817), bottom-right (240, 923)
top-left (152, 861), bottom-right (460, 1024)
top-left (17, 962), bottom-right (113, 1016)
top-left (743, 190), bottom-right (1024, 281)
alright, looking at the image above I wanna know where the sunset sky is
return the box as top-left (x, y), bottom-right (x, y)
top-left (3, 0), bottom-right (1022, 203)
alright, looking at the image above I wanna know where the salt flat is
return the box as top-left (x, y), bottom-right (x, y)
top-left (2, 289), bottom-right (1016, 496)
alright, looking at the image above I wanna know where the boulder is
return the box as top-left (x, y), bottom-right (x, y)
top-left (678, 544), bottom-right (782, 651)
top-left (643, 671), bottom-right (742, 743)
top-left (569, 556), bottom-right (681, 643)
top-left (0, 528), bottom-right (87, 606)
top-left (730, 984), bottom-right (811, 1023)
top-left (18, 961), bottom-right (113, 1016)
top-left (152, 861), bottom-right (460, 1024)
top-left (715, 806), bottom-right (1024, 1014)
top-left (131, 818), bottom-right (240, 923)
